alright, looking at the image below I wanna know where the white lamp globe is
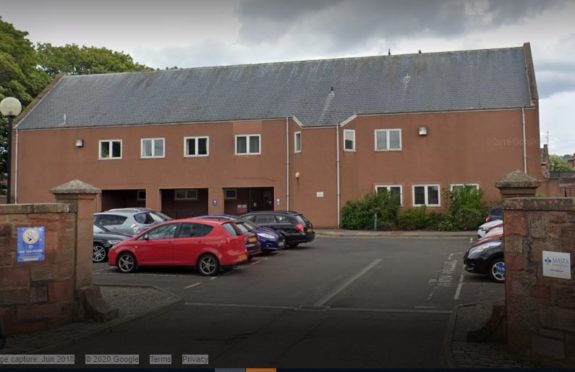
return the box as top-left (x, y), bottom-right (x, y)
top-left (0, 97), bottom-right (22, 117)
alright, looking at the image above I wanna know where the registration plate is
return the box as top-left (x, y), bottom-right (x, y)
top-left (306, 228), bottom-right (313, 233)
top-left (238, 254), bottom-right (247, 262)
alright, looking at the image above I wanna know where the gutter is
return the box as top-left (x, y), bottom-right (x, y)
top-left (336, 122), bottom-right (341, 227)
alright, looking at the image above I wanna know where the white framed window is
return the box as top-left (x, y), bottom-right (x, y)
top-left (294, 132), bottom-right (302, 153)
top-left (184, 136), bottom-right (209, 157)
top-left (141, 138), bottom-right (165, 158)
top-left (450, 184), bottom-right (480, 192)
top-left (413, 184), bottom-right (441, 207)
top-left (375, 129), bottom-right (402, 151)
top-left (136, 190), bottom-right (146, 201)
top-left (375, 185), bottom-right (403, 206)
top-left (224, 189), bottom-right (237, 200)
top-left (235, 135), bottom-right (261, 155)
top-left (344, 129), bottom-right (356, 152)
top-left (99, 139), bottom-right (122, 160)
top-left (175, 189), bottom-right (198, 201)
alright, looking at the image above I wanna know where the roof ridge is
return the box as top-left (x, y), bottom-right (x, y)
top-left (61, 45), bottom-right (525, 79)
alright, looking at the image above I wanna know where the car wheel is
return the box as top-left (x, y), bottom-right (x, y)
top-left (197, 254), bottom-right (220, 276)
top-left (117, 252), bottom-right (138, 273)
top-left (92, 244), bottom-right (107, 263)
top-left (488, 257), bottom-right (505, 283)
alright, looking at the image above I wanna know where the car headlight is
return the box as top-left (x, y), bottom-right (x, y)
top-left (468, 241), bottom-right (501, 257)
top-left (257, 232), bottom-right (276, 240)
top-left (108, 240), bottom-right (122, 246)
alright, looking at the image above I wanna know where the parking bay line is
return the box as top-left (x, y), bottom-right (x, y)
top-left (183, 282), bottom-right (201, 290)
top-left (313, 258), bottom-right (383, 307)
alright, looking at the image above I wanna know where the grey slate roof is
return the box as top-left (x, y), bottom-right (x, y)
top-left (17, 46), bottom-right (534, 130)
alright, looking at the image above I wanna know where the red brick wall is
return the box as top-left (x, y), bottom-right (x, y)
top-left (0, 204), bottom-right (76, 334)
top-left (504, 198), bottom-right (575, 366)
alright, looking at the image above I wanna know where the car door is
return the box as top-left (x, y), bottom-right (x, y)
top-left (135, 223), bottom-right (178, 265)
top-left (172, 223), bottom-right (214, 265)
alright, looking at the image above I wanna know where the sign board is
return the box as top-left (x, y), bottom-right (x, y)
top-left (17, 227), bottom-right (45, 263)
top-left (316, 191), bottom-right (324, 198)
top-left (276, 198), bottom-right (281, 206)
top-left (542, 251), bottom-right (572, 280)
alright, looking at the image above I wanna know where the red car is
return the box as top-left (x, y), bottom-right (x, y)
top-left (107, 218), bottom-right (248, 276)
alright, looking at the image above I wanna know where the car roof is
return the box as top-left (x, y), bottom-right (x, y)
top-left (193, 214), bottom-right (239, 221)
top-left (243, 210), bottom-right (301, 216)
top-left (158, 218), bottom-right (232, 226)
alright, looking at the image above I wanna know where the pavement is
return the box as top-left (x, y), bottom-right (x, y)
top-left (0, 229), bottom-right (540, 368)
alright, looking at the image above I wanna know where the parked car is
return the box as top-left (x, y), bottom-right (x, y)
top-left (195, 214), bottom-right (285, 253)
top-left (93, 224), bottom-right (130, 263)
top-left (463, 235), bottom-right (505, 283)
top-left (241, 211), bottom-right (315, 247)
top-left (485, 206), bottom-right (503, 223)
top-left (193, 215), bottom-right (262, 258)
top-left (477, 219), bottom-right (504, 238)
top-left (107, 218), bottom-right (248, 276)
top-left (93, 208), bottom-right (172, 236)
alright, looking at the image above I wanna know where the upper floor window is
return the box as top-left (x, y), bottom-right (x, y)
top-left (413, 184), bottom-right (440, 207)
top-left (235, 134), bottom-right (260, 155)
top-left (141, 138), bottom-right (165, 158)
top-left (375, 129), bottom-right (402, 151)
top-left (450, 184), bottom-right (480, 192)
top-left (99, 140), bottom-right (122, 160)
top-left (344, 129), bottom-right (356, 151)
top-left (184, 137), bottom-right (209, 157)
top-left (375, 185), bottom-right (402, 206)
top-left (294, 132), bottom-right (302, 153)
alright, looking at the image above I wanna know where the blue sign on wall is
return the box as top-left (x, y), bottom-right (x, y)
top-left (17, 227), bottom-right (46, 263)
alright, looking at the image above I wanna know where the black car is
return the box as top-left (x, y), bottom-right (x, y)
top-left (463, 236), bottom-right (505, 283)
top-left (93, 224), bottom-right (130, 263)
top-left (241, 211), bottom-right (315, 248)
top-left (485, 206), bottom-right (503, 223)
top-left (193, 215), bottom-right (262, 258)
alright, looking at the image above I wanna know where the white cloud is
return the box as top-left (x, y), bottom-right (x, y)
top-left (540, 91), bottom-right (575, 155)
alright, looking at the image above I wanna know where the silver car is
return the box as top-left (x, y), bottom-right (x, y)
top-left (93, 208), bottom-right (172, 236)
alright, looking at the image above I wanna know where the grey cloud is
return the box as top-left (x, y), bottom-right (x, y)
top-left (235, 0), bottom-right (564, 48)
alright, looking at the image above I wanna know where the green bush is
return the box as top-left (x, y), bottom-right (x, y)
top-left (445, 186), bottom-right (488, 230)
top-left (397, 207), bottom-right (431, 230)
top-left (341, 191), bottom-right (400, 230)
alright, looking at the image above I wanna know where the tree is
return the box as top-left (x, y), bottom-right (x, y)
top-left (1, 17), bottom-right (51, 190)
top-left (549, 155), bottom-right (574, 172)
top-left (1, 18), bottom-right (152, 193)
top-left (36, 43), bottom-right (152, 77)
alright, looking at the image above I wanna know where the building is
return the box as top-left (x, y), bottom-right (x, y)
top-left (12, 43), bottom-right (542, 227)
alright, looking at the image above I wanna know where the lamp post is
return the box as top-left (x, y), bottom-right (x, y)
top-left (0, 97), bottom-right (22, 204)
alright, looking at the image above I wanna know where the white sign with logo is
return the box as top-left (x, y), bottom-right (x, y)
top-left (542, 251), bottom-right (572, 280)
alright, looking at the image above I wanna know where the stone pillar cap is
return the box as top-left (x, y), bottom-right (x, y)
top-left (51, 180), bottom-right (101, 195)
top-left (495, 170), bottom-right (541, 189)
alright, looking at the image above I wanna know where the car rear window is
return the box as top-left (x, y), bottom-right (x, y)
top-left (222, 223), bottom-right (242, 236)
top-left (294, 215), bottom-right (307, 225)
top-left (235, 222), bottom-right (250, 234)
top-left (95, 214), bottom-right (127, 226)
top-left (178, 223), bottom-right (213, 238)
top-left (134, 212), bottom-right (155, 224)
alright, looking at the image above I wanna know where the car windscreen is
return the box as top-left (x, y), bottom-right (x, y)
top-left (150, 211), bottom-right (172, 222)
top-left (134, 212), bottom-right (156, 224)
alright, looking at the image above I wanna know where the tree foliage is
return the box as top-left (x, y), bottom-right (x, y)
top-left (36, 43), bottom-right (152, 77)
top-left (0, 17), bottom-right (152, 189)
top-left (549, 155), bottom-right (573, 172)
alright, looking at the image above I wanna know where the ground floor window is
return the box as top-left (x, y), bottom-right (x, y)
top-left (413, 184), bottom-right (440, 207)
top-left (175, 189), bottom-right (198, 200)
top-left (375, 185), bottom-right (402, 206)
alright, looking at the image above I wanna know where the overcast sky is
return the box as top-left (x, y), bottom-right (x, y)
top-left (1, 0), bottom-right (573, 154)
